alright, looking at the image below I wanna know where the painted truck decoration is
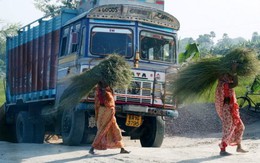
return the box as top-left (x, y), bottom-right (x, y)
top-left (3, 0), bottom-right (179, 147)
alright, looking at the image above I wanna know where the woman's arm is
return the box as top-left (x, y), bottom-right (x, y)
top-left (229, 74), bottom-right (238, 88)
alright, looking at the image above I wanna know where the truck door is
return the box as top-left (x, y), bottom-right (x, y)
top-left (56, 22), bottom-right (82, 103)
top-left (58, 23), bottom-right (81, 80)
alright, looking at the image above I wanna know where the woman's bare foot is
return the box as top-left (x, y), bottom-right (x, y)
top-left (237, 148), bottom-right (248, 153)
top-left (237, 144), bottom-right (248, 153)
top-left (120, 148), bottom-right (130, 154)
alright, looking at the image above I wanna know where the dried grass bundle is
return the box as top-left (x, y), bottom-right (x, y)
top-left (171, 48), bottom-right (260, 103)
top-left (96, 54), bottom-right (133, 88)
top-left (59, 54), bottom-right (132, 110)
top-left (219, 48), bottom-right (260, 76)
top-left (172, 58), bottom-right (220, 102)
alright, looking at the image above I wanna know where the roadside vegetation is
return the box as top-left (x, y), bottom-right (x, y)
top-left (0, 78), bottom-right (5, 105)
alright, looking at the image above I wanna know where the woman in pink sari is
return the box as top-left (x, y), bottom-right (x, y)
top-left (215, 63), bottom-right (248, 156)
top-left (89, 82), bottom-right (130, 154)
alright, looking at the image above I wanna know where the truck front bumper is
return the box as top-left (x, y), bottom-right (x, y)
top-left (122, 105), bottom-right (178, 119)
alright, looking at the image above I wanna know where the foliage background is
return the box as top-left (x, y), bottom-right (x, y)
top-left (0, 78), bottom-right (5, 105)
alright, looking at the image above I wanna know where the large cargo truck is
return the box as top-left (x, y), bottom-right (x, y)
top-left (2, 0), bottom-right (179, 147)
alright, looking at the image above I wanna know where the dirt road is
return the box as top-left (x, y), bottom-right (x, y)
top-left (1, 104), bottom-right (260, 162)
top-left (1, 119), bottom-right (260, 163)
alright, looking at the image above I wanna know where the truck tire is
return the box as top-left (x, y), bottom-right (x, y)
top-left (16, 111), bottom-right (33, 143)
top-left (140, 116), bottom-right (165, 147)
top-left (61, 108), bottom-right (85, 146)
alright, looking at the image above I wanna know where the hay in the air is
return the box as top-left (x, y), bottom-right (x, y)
top-left (59, 54), bottom-right (132, 110)
top-left (171, 48), bottom-right (260, 103)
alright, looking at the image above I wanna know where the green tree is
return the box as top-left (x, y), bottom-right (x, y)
top-left (178, 37), bottom-right (195, 54)
top-left (0, 23), bottom-right (20, 74)
top-left (196, 33), bottom-right (214, 57)
top-left (251, 32), bottom-right (260, 42)
top-left (34, 0), bottom-right (80, 16)
top-left (213, 33), bottom-right (234, 55)
top-left (210, 31), bottom-right (216, 38)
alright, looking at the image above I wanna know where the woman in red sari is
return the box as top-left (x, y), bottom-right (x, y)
top-left (89, 82), bottom-right (129, 154)
top-left (215, 62), bottom-right (248, 156)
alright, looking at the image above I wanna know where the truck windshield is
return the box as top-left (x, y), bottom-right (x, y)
top-left (90, 27), bottom-right (133, 58)
top-left (140, 31), bottom-right (176, 63)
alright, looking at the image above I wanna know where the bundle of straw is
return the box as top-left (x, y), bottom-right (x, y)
top-left (219, 48), bottom-right (260, 76)
top-left (59, 54), bottom-right (132, 110)
top-left (171, 48), bottom-right (260, 103)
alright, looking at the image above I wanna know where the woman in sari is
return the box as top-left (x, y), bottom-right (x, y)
top-left (215, 62), bottom-right (248, 156)
top-left (89, 82), bottom-right (130, 154)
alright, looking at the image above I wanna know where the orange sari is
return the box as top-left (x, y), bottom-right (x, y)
top-left (92, 86), bottom-right (124, 150)
top-left (215, 74), bottom-right (245, 149)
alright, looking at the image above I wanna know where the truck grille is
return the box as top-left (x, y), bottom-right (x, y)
top-left (115, 80), bottom-right (154, 104)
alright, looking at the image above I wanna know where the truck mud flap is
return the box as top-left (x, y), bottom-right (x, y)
top-left (0, 104), bottom-right (8, 140)
top-left (81, 114), bottom-right (97, 144)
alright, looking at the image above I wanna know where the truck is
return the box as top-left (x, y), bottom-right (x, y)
top-left (2, 0), bottom-right (179, 147)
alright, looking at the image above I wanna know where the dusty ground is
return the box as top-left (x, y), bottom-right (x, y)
top-left (1, 103), bottom-right (260, 163)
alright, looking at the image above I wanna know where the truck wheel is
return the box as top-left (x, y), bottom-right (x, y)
top-left (16, 111), bottom-right (33, 143)
top-left (61, 108), bottom-right (85, 146)
top-left (140, 116), bottom-right (165, 147)
top-left (81, 114), bottom-right (97, 144)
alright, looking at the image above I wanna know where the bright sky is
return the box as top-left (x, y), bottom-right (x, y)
top-left (165, 0), bottom-right (260, 40)
top-left (0, 0), bottom-right (260, 41)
